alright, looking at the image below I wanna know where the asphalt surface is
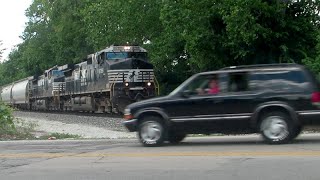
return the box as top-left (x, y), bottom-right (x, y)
top-left (1, 134), bottom-right (320, 180)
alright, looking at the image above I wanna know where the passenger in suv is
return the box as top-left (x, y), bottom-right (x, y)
top-left (123, 63), bottom-right (320, 146)
top-left (196, 76), bottom-right (220, 95)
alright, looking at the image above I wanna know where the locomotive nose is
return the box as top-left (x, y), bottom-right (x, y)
top-left (108, 58), bottom-right (153, 70)
top-left (131, 58), bottom-right (153, 69)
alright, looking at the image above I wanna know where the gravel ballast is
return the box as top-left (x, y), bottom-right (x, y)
top-left (13, 111), bottom-right (135, 139)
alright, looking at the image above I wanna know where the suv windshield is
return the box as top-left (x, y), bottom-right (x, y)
top-left (169, 75), bottom-right (197, 96)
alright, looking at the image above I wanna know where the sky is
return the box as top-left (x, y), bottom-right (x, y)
top-left (0, 0), bottom-right (33, 60)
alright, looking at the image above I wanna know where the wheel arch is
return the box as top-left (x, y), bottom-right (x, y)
top-left (134, 108), bottom-right (170, 126)
top-left (251, 102), bottom-right (299, 129)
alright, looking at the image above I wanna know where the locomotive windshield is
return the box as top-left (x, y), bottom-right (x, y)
top-left (52, 70), bottom-right (64, 77)
top-left (106, 52), bottom-right (148, 61)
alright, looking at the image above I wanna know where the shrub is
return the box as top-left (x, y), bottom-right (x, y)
top-left (0, 102), bottom-right (15, 135)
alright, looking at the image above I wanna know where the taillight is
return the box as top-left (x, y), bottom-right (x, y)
top-left (311, 92), bottom-right (320, 105)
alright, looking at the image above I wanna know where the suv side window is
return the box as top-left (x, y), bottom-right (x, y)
top-left (183, 73), bottom-right (225, 96)
top-left (227, 72), bottom-right (250, 92)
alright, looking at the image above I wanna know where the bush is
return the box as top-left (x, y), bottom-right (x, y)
top-left (0, 102), bottom-right (16, 135)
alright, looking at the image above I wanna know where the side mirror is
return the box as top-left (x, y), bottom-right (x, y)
top-left (181, 90), bottom-right (192, 98)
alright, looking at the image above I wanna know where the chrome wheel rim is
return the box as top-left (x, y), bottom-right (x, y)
top-left (261, 116), bottom-right (289, 141)
top-left (140, 121), bottom-right (162, 143)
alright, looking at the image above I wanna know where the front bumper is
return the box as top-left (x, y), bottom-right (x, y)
top-left (123, 119), bottom-right (138, 132)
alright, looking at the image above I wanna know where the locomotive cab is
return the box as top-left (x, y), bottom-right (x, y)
top-left (95, 45), bottom-right (158, 113)
top-left (107, 54), bottom-right (153, 70)
top-left (52, 70), bottom-right (65, 82)
top-left (97, 46), bottom-right (153, 70)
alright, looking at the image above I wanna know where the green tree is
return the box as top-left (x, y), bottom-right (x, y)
top-left (1, 0), bottom-right (320, 94)
top-left (0, 40), bottom-right (5, 61)
top-left (22, 0), bottom-right (93, 66)
top-left (156, 0), bottom-right (319, 70)
top-left (47, 0), bottom-right (94, 64)
top-left (0, 0), bottom-right (95, 81)
top-left (82, 0), bottom-right (162, 50)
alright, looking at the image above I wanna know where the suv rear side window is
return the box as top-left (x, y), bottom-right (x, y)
top-left (249, 70), bottom-right (308, 91)
top-left (227, 72), bottom-right (250, 92)
top-left (263, 71), bottom-right (306, 83)
top-left (302, 67), bottom-right (320, 91)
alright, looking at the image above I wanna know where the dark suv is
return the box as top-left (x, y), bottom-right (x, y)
top-left (123, 63), bottom-right (320, 146)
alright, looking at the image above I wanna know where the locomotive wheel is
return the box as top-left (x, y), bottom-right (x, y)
top-left (136, 95), bottom-right (144, 102)
top-left (117, 98), bottom-right (133, 114)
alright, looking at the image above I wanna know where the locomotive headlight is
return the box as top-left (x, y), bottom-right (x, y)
top-left (147, 82), bottom-right (151, 86)
top-left (125, 82), bottom-right (129, 87)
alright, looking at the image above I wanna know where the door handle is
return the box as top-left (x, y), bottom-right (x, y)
top-left (205, 98), bottom-right (223, 103)
top-left (214, 99), bottom-right (223, 103)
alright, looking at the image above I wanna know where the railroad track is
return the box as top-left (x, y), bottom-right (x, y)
top-left (15, 110), bottom-right (123, 118)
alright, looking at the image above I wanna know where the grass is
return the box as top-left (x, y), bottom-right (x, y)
top-left (0, 118), bottom-right (81, 141)
top-left (38, 132), bottom-right (81, 140)
top-left (0, 118), bottom-right (35, 140)
top-left (0, 131), bottom-right (34, 140)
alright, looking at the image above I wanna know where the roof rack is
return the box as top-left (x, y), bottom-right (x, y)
top-left (220, 63), bottom-right (298, 70)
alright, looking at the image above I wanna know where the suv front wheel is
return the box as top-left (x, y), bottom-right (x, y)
top-left (138, 116), bottom-right (166, 147)
top-left (259, 111), bottom-right (296, 144)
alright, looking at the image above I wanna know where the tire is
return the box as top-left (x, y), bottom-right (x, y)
top-left (168, 132), bottom-right (186, 144)
top-left (138, 116), bottom-right (166, 147)
top-left (259, 111), bottom-right (296, 144)
top-left (292, 125), bottom-right (303, 139)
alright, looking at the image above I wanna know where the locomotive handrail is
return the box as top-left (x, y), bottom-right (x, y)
top-left (154, 74), bottom-right (160, 95)
top-left (110, 73), bottom-right (121, 112)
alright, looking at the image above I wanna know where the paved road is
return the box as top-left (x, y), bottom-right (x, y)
top-left (1, 134), bottom-right (320, 180)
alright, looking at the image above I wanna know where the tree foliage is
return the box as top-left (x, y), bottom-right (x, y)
top-left (0, 40), bottom-right (5, 61)
top-left (0, 0), bottom-right (320, 93)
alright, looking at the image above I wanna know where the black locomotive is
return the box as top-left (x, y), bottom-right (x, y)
top-left (1, 45), bottom-right (159, 113)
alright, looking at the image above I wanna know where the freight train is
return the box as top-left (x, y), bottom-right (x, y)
top-left (0, 45), bottom-right (159, 113)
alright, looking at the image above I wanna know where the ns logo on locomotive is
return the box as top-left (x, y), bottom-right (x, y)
top-left (0, 45), bottom-right (159, 114)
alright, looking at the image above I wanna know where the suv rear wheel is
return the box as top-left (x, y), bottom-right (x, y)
top-left (292, 125), bottom-right (303, 139)
top-left (138, 116), bottom-right (166, 147)
top-left (259, 111), bottom-right (296, 144)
